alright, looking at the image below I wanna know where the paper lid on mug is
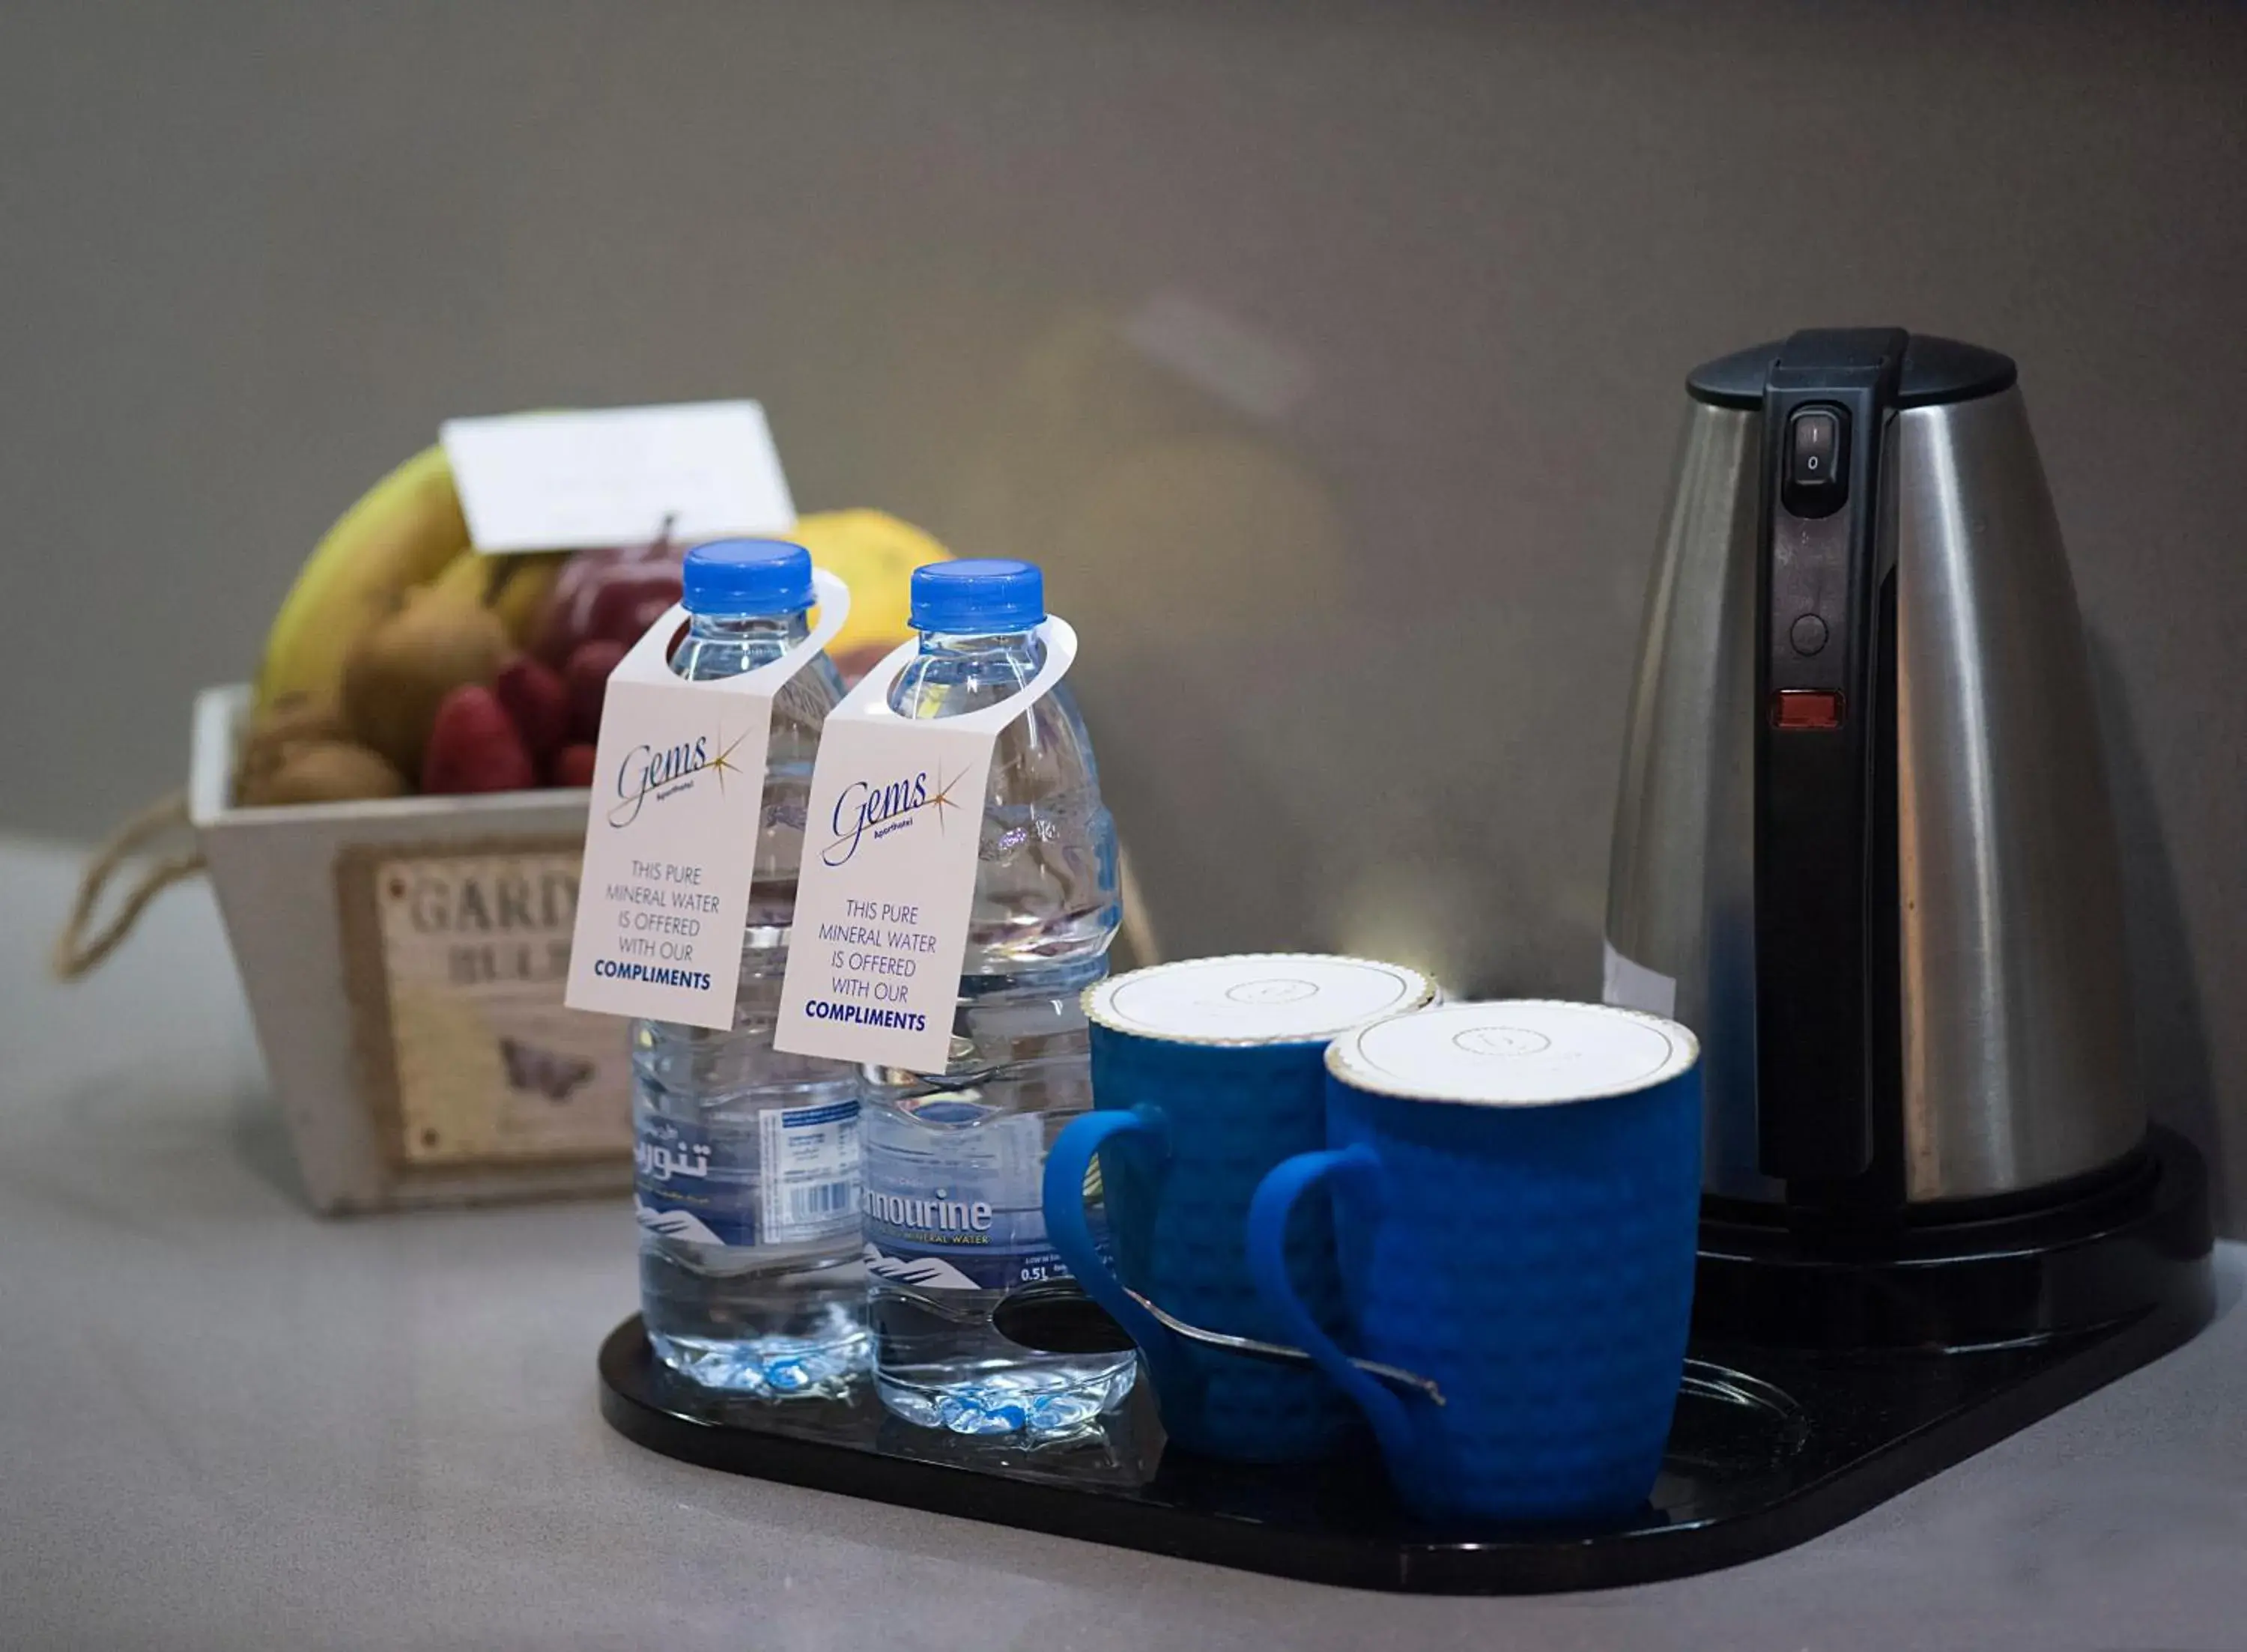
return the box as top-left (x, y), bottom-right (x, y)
top-left (1327, 999), bottom-right (1699, 1106)
top-left (1086, 954), bottom-right (1435, 1047)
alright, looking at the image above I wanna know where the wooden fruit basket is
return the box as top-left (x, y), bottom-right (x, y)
top-left (188, 684), bottom-right (634, 1214)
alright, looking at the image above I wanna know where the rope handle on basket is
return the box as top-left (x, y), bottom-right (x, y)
top-left (50, 789), bottom-right (204, 982)
top-left (46, 790), bottom-right (1168, 983)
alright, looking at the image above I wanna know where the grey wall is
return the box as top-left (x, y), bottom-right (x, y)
top-left (4, 1), bottom-right (2244, 1216)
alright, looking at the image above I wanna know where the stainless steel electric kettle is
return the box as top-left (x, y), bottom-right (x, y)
top-left (1604, 328), bottom-right (2141, 1214)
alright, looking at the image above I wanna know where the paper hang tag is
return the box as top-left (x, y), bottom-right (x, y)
top-left (562, 569), bottom-right (850, 1031)
top-left (772, 618), bottom-right (1080, 1072)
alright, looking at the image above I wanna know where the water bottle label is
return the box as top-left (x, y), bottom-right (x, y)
top-left (861, 1111), bottom-right (1082, 1292)
top-left (634, 1115), bottom-right (752, 1246)
top-left (757, 1100), bottom-right (864, 1245)
top-left (564, 572), bottom-right (851, 1033)
top-left (771, 618), bottom-right (1080, 1072)
top-left (634, 1104), bottom-right (861, 1249)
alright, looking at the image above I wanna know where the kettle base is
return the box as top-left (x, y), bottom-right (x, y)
top-left (1694, 1126), bottom-right (2214, 1351)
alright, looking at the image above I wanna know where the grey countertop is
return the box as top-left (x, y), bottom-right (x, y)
top-left (3, 837), bottom-right (2243, 1652)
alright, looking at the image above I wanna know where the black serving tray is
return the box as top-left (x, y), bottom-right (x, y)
top-left (598, 1129), bottom-right (2213, 1594)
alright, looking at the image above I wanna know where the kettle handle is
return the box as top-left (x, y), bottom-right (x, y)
top-left (1751, 328), bottom-right (1905, 1185)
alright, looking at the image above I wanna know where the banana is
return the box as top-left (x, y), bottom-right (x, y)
top-left (424, 544), bottom-right (567, 646)
top-left (423, 544), bottom-right (484, 604)
top-left (255, 446), bottom-right (468, 711)
top-left (486, 552), bottom-right (566, 646)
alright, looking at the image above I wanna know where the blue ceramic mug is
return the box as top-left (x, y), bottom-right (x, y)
top-left (1248, 1000), bottom-right (1702, 1524)
top-left (1042, 956), bottom-right (1434, 1463)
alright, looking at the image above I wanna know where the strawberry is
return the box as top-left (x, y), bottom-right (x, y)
top-left (550, 743), bottom-right (598, 789)
top-left (421, 684), bottom-right (537, 795)
top-left (492, 655), bottom-right (570, 760)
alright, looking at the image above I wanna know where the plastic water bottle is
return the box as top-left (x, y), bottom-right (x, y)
top-left (861, 559), bottom-right (1129, 1438)
top-left (633, 539), bottom-right (867, 1395)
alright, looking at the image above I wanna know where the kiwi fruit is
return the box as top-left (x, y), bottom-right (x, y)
top-left (243, 738), bottom-right (409, 806)
top-left (236, 694), bottom-right (352, 801)
top-left (340, 587), bottom-right (511, 775)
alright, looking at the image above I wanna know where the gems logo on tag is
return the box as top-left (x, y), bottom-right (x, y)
top-left (563, 572), bottom-right (849, 1030)
top-left (605, 729), bottom-right (745, 828)
top-left (817, 762), bottom-right (978, 867)
top-left (774, 619), bottom-right (1079, 1072)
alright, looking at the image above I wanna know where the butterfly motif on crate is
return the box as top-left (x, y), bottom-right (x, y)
top-left (500, 1036), bottom-right (595, 1102)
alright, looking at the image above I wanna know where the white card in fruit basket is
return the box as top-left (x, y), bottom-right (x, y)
top-left (443, 401), bottom-right (795, 553)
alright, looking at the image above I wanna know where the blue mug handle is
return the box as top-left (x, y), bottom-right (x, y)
top-left (1246, 1145), bottom-right (1422, 1481)
top-left (1041, 1109), bottom-right (1191, 1388)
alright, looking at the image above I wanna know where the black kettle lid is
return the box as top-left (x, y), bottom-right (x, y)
top-left (1687, 332), bottom-right (2016, 410)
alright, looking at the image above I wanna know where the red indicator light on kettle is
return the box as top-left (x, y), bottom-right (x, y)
top-left (1772, 689), bottom-right (1845, 729)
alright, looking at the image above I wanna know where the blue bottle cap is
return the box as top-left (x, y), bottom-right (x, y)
top-left (909, 559), bottom-right (1046, 634)
top-left (682, 538), bottom-right (816, 616)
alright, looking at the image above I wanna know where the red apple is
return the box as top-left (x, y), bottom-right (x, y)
top-left (533, 540), bottom-right (684, 666)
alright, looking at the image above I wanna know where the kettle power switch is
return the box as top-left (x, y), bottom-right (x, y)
top-left (1790, 410), bottom-right (1839, 487)
top-left (1780, 405), bottom-right (1849, 517)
